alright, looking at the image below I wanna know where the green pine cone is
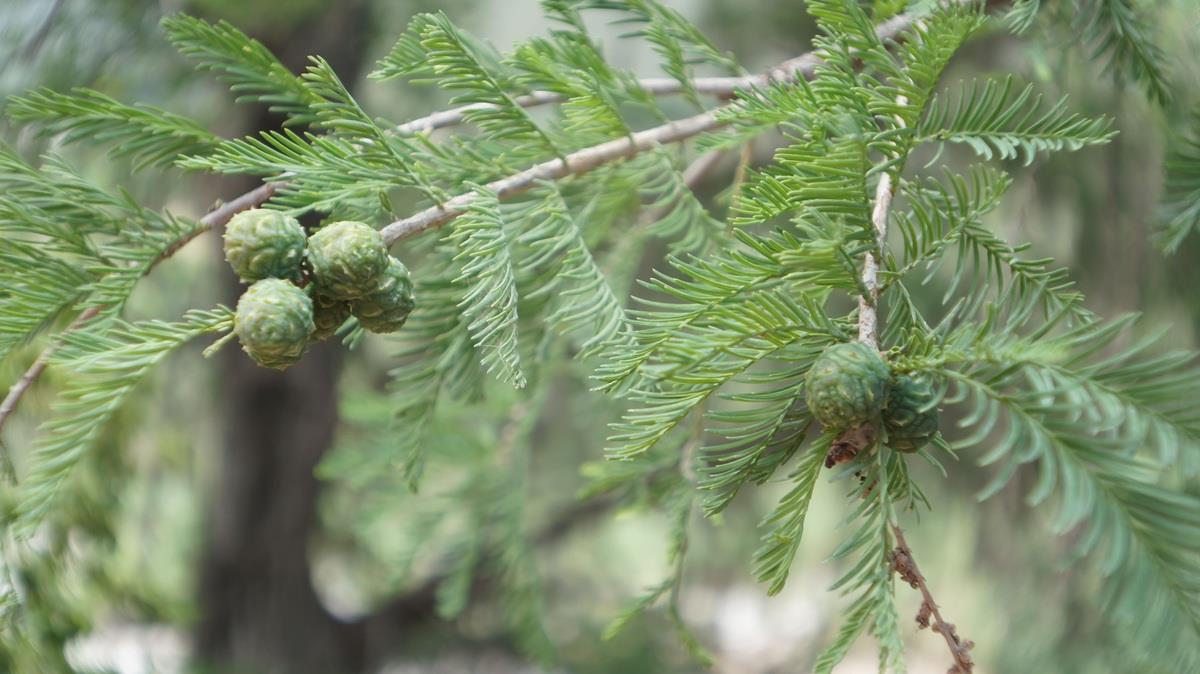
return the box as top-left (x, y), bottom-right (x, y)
top-left (223, 209), bottom-right (307, 282)
top-left (311, 293), bottom-right (353, 342)
top-left (352, 257), bottom-right (414, 334)
top-left (882, 374), bottom-right (940, 453)
top-left (234, 278), bottom-right (314, 370)
top-left (307, 221), bottom-right (389, 300)
top-left (804, 342), bottom-right (891, 430)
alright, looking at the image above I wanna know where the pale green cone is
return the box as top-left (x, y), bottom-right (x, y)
top-left (234, 278), bottom-right (314, 370)
top-left (307, 221), bottom-right (388, 300)
top-left (223, 208), bottom-right (306, 282)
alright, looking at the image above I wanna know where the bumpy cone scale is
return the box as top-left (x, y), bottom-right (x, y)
top-left (882, 374), bottom-right (940, 453)
top-left (352, 257), bottom-right (414, 334)
top-left (234, 278), bottom-right (314, 370)
top-left (306, 221), bottom-right (389, 300)
top-left (310, 293), bottom-right (353, 342)
top-left (223, 209), bottom-right (307, 282)
top-left (805, 342), bottom-right (891, 430)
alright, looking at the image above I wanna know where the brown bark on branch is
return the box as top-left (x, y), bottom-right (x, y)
top-left (0, 306), bottom-right (100, 432)
top-left (380, 109), bottom-right (728, 242)
top-left (891, 525), bottom-right (975, 673)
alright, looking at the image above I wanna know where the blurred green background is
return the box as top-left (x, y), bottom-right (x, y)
top-left (1, 0), bottom-right (1198, 672)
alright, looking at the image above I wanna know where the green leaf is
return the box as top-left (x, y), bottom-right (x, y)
top-left (888, 166), bottom-right (1089, 324)
top-left (1075, 0), bottom-right (1171, 104)
top-left (16, 308), bottom-right (233, 530)
top-left (162, 14), bottom-right (321, 125)
top-left (0, 239), bottom-right (91, 366)
top-left (1152, 111), bottom-right (1200, 253)
top-left (751, 435), bottom-right (826, 594)
top-left (734, 137), bottom-right (872, 226)
top-left (900, 301), bottom-right (1200, 667)
top-left (597, 229), bottom-right (845, 394)
top-left (385, 266), bottom-right (486, 491)
top-left (178, 129), bottom-right (428, 219)
top-left (814, 450), bottom-right (912, 672)
top-left (448, 186), bottom-right (526, 388)
top-left (373, 13), bottom-right (561, 158)
top-left (581, 0), bottom-right (741, 109)
top-left (917, 76), bottom-right (1115, 165)
top-left (6, 88), bottom-right (219, 170)
top-left (511, 187), bottom-right (633, 358)
top-left (700, 367), bottom-right (813, 516)
top-left (607, 286), bottom-right (835, 460)
top-left (1004, 0), bottom-right (1041, 34)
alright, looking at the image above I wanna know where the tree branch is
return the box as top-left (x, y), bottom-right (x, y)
top-left (380, 109), bottom-right (728, 243)
top-left (0, 306), bottom-right (100, 433)
top-left (378, 12), bottom-right (925, 242)
top-left (0, 4), bottom-right (945, 432)
top-left (890, 524), bottom-right (975, 673)
top-left (388, 12), bottom-right (913, 136)
top-left (857, 165), bottom-right (894, 348)
top-left (0, 182), bottom-right (279, 436)
top-left (852, 90), bottom-right (975, 671)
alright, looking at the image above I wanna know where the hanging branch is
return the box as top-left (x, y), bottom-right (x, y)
top-left (890, 525), bottom-right (976, 673)
top-left (855, 93), bottom-right (975, 673)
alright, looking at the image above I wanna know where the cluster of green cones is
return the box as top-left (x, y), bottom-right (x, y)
top-left (805, 342), bottom-right (940, 453)
top-left (223, 210), bottom-right (414, 370)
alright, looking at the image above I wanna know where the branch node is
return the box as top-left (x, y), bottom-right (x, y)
top-left (825, 424), bottom-right (876, 468)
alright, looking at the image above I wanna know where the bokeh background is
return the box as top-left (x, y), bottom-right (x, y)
top-left (1, 0), bottom-right (1198, 672)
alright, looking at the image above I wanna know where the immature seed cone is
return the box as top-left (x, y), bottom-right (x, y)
top-left (234, 278), bottom-right (314, 370)
top-left (882, 374), bottom-right (940, 453)
top-left (223, 209), bottom-right (307, 282)
top-left (804, 342), bottom-right (891, 430)
top-left (307, 221), bottom-right (389, 300)
top-left (311, 293), bottom-right (353, 342)
top-left (352, 257), bottom-right (414, 334)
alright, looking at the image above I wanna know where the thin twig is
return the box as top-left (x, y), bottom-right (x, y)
top-left (394, 90), bottom-right (567, 135)
top-left (858, 88), bottom-right (906, 347)
top-left (388, 12), bottom-right (917, 136)
top-left (857, 163), bottom-right (895, 348)
top-left (0, 306), bottom-right (99, 432)
top-left (380, 109), bottom-right (728, 243)
top-left (890, 524), bottom-right (975, 673)
top-left (0, 183), bottom-right (279, 436)
top-left (155, 182), bottom-right (281, 266)
top-left (380, 13), bottom-right (924, 242)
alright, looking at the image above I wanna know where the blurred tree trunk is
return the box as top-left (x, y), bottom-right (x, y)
top-left (193, 4), bottom-right (369, 672)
